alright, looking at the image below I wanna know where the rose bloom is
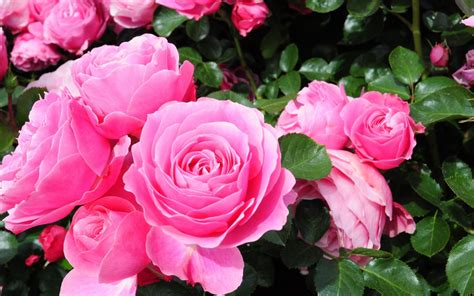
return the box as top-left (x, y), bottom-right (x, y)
top-left (29, 0), bottom-right (59, 22)
top-left (71, 34), bottom-right (195, 139)
top-left (124, 99), bottom-right (296, 294)
top-left (0, 28), bottom-right (7, 82)
top-left (0, 0), bottom-right (29, 32)
top-left (277, 81), bottom-right (349, 149)
top-left (108, 0), bottom-right (158, 28)
top-left (43, 0), bottom-right (108, 54)
top-left (296, 150), bottom-right (415, 265)
top-left (155, 0), bottom-right (222, 20)
top-left (231, 0), bottom-right (269, 37)
top-left (453, 50), bottom-right (474, 88)
top-left (10, 33), bottom-right (62, 72)
top-left (0, 91), bottom-right (130, 233)
top-left (26, 61), bottom-right (80, 97)
top-left (430, 43), bottom-right (449, 67)
top-left (340, 91), bottom-right (425, 170)
top-left (39, 225), bottom-right (67, 262)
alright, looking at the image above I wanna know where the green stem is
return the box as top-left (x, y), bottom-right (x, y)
top-left (411, 0), bottom-right (422, 58)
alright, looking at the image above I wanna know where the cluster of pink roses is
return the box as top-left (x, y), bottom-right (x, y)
top-left (0, 34), bottom-right (296, 295)
top-left (277, 81), bottom-right (423, 263)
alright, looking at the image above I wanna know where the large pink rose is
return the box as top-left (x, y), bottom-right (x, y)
top-left (0, 91), bottom-right (130, 233)
top-left (29, 0), bottom-right (59, 22)
top-left (71, 34), bottom-right (195, 139)
top-left (277, 81), bottom-right (349, 149)
top-left (124, 99), bottom-right (296, 294)
top-left (0, 28), bottom-right (7, 82)
top-left (340, 91), bottom-right (425, 170)
top-left (43, 0), bottom-right (108, 54)
top-left (10, 32), bottom-right (62, 72)
top-left (0, 0), bottom-right (29, 32)
top-left (453, 50), bottom-right (474, 87)
top-left (155, 0), bottom-right (222, 20)
top-left (108, 0), bottom-right (158, 28)
top-left (231, 0), bottom-right (269, 37)
top-left (26, 61), bottom-right (80, 97)
top-left (296, 150), bottom-right (415, 265)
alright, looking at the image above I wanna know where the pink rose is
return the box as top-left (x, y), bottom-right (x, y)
top-left (340, 91), bottom-right (425, 170)
top-left (430, 43), bottom-right (449, 67)
top-left (453, 50), bottom-right (474, 87)
top-left (71, 34), bottom-right (196, 139)
top-left (0, 0), bottom-right (29, 32)
top-left (26, 61), bottom-right (80, 97)
top-left (277, 81), bottom-right (349, 149)
top-left (39, 225), bottom-right (67, 262)
top-left (232, 0), bottom-right (269, 36)
top-left (0, 28), bottom-right (7, 82)
top-left (108, 0), bottom-right (158, 28)
top-left (43, 0), bottom-right (108, 54)
top-left (124, 99), bottom-right (296, 294)
top-left (29, 0), bottom-right (59, 22)
top-left (461, 15), bottom-right (474, 27)
top-left (296, 150), bottom-right (415, 265)
top-left (155, 0), bottom-right (222, 20)
top-left (60, 270), bottom-right (137, 296)
top-left (25, 254), bottom-right (41, 266)
top-left (10, 32), bottom-right (62, 72)
top-left (0, 91), bottom-right (130, 233)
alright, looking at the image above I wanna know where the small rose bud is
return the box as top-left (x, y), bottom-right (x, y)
top-left (25, 254), bottom-right (41, 267)
top-left (430, 43), bottom-right (449, 67)
top-left (39, 225), bottom-right (66, 262)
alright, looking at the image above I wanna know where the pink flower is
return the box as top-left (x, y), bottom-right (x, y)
top-left (0, 0), bottom-right (29, 32)
top-left (26, 61), bottom-right (80, 97)
top-left (71, 34), bottom-right (195, 139)
top-left (0, 29), bottom-right (7, 82)
top-left (60, 270), bottom-right (137, 296)
top-left (10, 33), bottom-right (62, 72)
top-left (108, 0), bottom-right (158, 28)
top-left (277, 81), bottom-right (349, 149)
top-left (43, 0), bottom-right (108, 54)
top-left (296, 150), bottom-right (415, 265)
top-left (453, 50), bottom-right (474, 87)
top-left (231, 0), bottom-right (269, 37)
top-left (155, 0), bottom-right (221, 20)
top-left (29, 0), bottom-right (59, 22)
top-left (0, 91), bottom-right (130, 233)
top-left (25, 254), bottom-right (41, 266)
top-left (39, 225), bottom-right (67, 262)
top-left (430, 43), bottom-right (449, 67)
top-left (461, 15), bottom-right (474, 27)
top-left (124, 99), bottom-right (296, 294)
top-left (340, 91), bottom-right (425, 170)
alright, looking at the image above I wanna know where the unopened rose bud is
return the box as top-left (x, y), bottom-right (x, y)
top-left (430, 43), bottom-right (449, 68)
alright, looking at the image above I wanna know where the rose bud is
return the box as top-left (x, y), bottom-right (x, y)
top-left (10, 33), bottom-right (62, 72)
top-left (107, 0), bottom-right (158, 28)
top-left (25, 254), bottom-right (41, 267)
top-left (39, 225), bottom-right (67, 262)
top-left (430, 43), bottom-right (449, 67)
top-left (231, 0), bottom-right (270, 37)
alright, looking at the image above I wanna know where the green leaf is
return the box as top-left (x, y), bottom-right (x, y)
top-left (343, 12), bottom-right (385, 45)
top-left (197, 36), bottom-right (223, 60)
top-left (390, 0), bottom-right (411, 13)
top-left (306, 0), bottom-right (344, 13)
top-left (152, 7), bottom-right (187, 37)
top-left (414, 76), bottom-right (458, 101)
top-left (347, 0), bottom-right (381, 17)
top-left (455, 0), bottom-right (474, 15)
top-left (348, 248), bottom-right (393, 258)
top-left (260, 28), bottom-right (285, 59)
top-left (0, 231), bottom-right (18, 264)
top-left (255, 94), bottom-right (296, 114)
top-left (423, 11), bottom-right (450, 32)
top-left (278, 71), bottom-right (301, 96)
top-left (368, 74), bottom-right (410, 100)
top-left (178, 47), bottom-right (203, 65)
top-left (389, 46), bottom-right (425, 85)
top-left (410, 212), bottom-right (450, 257)
top-left (446, 235), bottom-right (474, 296)
top-left (195, 62), bottom-right (223, 88)
top-left (185, 17), bottom-right (209, 42)
top-left (262, 217), bottom-right (292, 246)
top-left (440, 199), bottom-right (473, 230)
top-left (295, 200), bottom-right (330, 245)
top-left (339, 76), bottom-right (366, 97)
top-left (299, 58), bottom-right (333, 81)
top-left (0, 122), bottom-right (14, 153)
top-left (280, 239), bottom-right (322, 269)
top-left (408, 165), bottom-right (443, 206)
top-left (363, 258), bottom-right (424, 296)
top-left (279, 133), bottom-right (332, 180)
top-left (227, 265), bottom-right (258, 296)
top-left (442, 159), bottom-right (474, 208)
top-left (137, 281), bottom-right (193, 296)
top-left (15, 87), bottom-right (46, 125)
top-left (245, 254), bottom-right (275, 288)
top-left (208, 90), bottom-right (254, 108)
top-left (314, 259), bottom-right (364, 296)
top-left (280, 43), bottom-right (299, 73)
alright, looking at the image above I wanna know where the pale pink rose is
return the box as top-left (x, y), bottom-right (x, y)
top-left (0, 91), bottom-right (130, 233)
top-left (295, 150), bottom-right (415, 265)
top-left (277, 81), bottom-right (349, 149)
top-left (43, 0), bottom-right (108, 54)
top-left (430, 43), bottom-right (449, 67)
top-left (124, 99), bottom-right (296, 294)
top-left (0, 0), bottom-right (29, 32)
top-left (26, 61), bottom-right (80, 97)
top-left (108, 0), bottom-right (158, 28)
top-left (155, 0), bottom-right (222, 20)
top-left (10, 33), bottom-right (62, 72)
top-left (60, 270), bottom-right (136, 296)
top-left (453, 50), bottom-right (474, 87)
top-left (461, 15), bottom-right (474, 27)
top-left (63, 196), bottom-right (150, 284)
top-left (0, 28), bottom-right (7, 82)
top-left (71, 34), bottom-right (196, 139)
top-left (29, 0), bottom-right (59, 22)
top-left (340, 91), bottom-right (425, 170)
top-left (231, 0), bottom-right (269, 37)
